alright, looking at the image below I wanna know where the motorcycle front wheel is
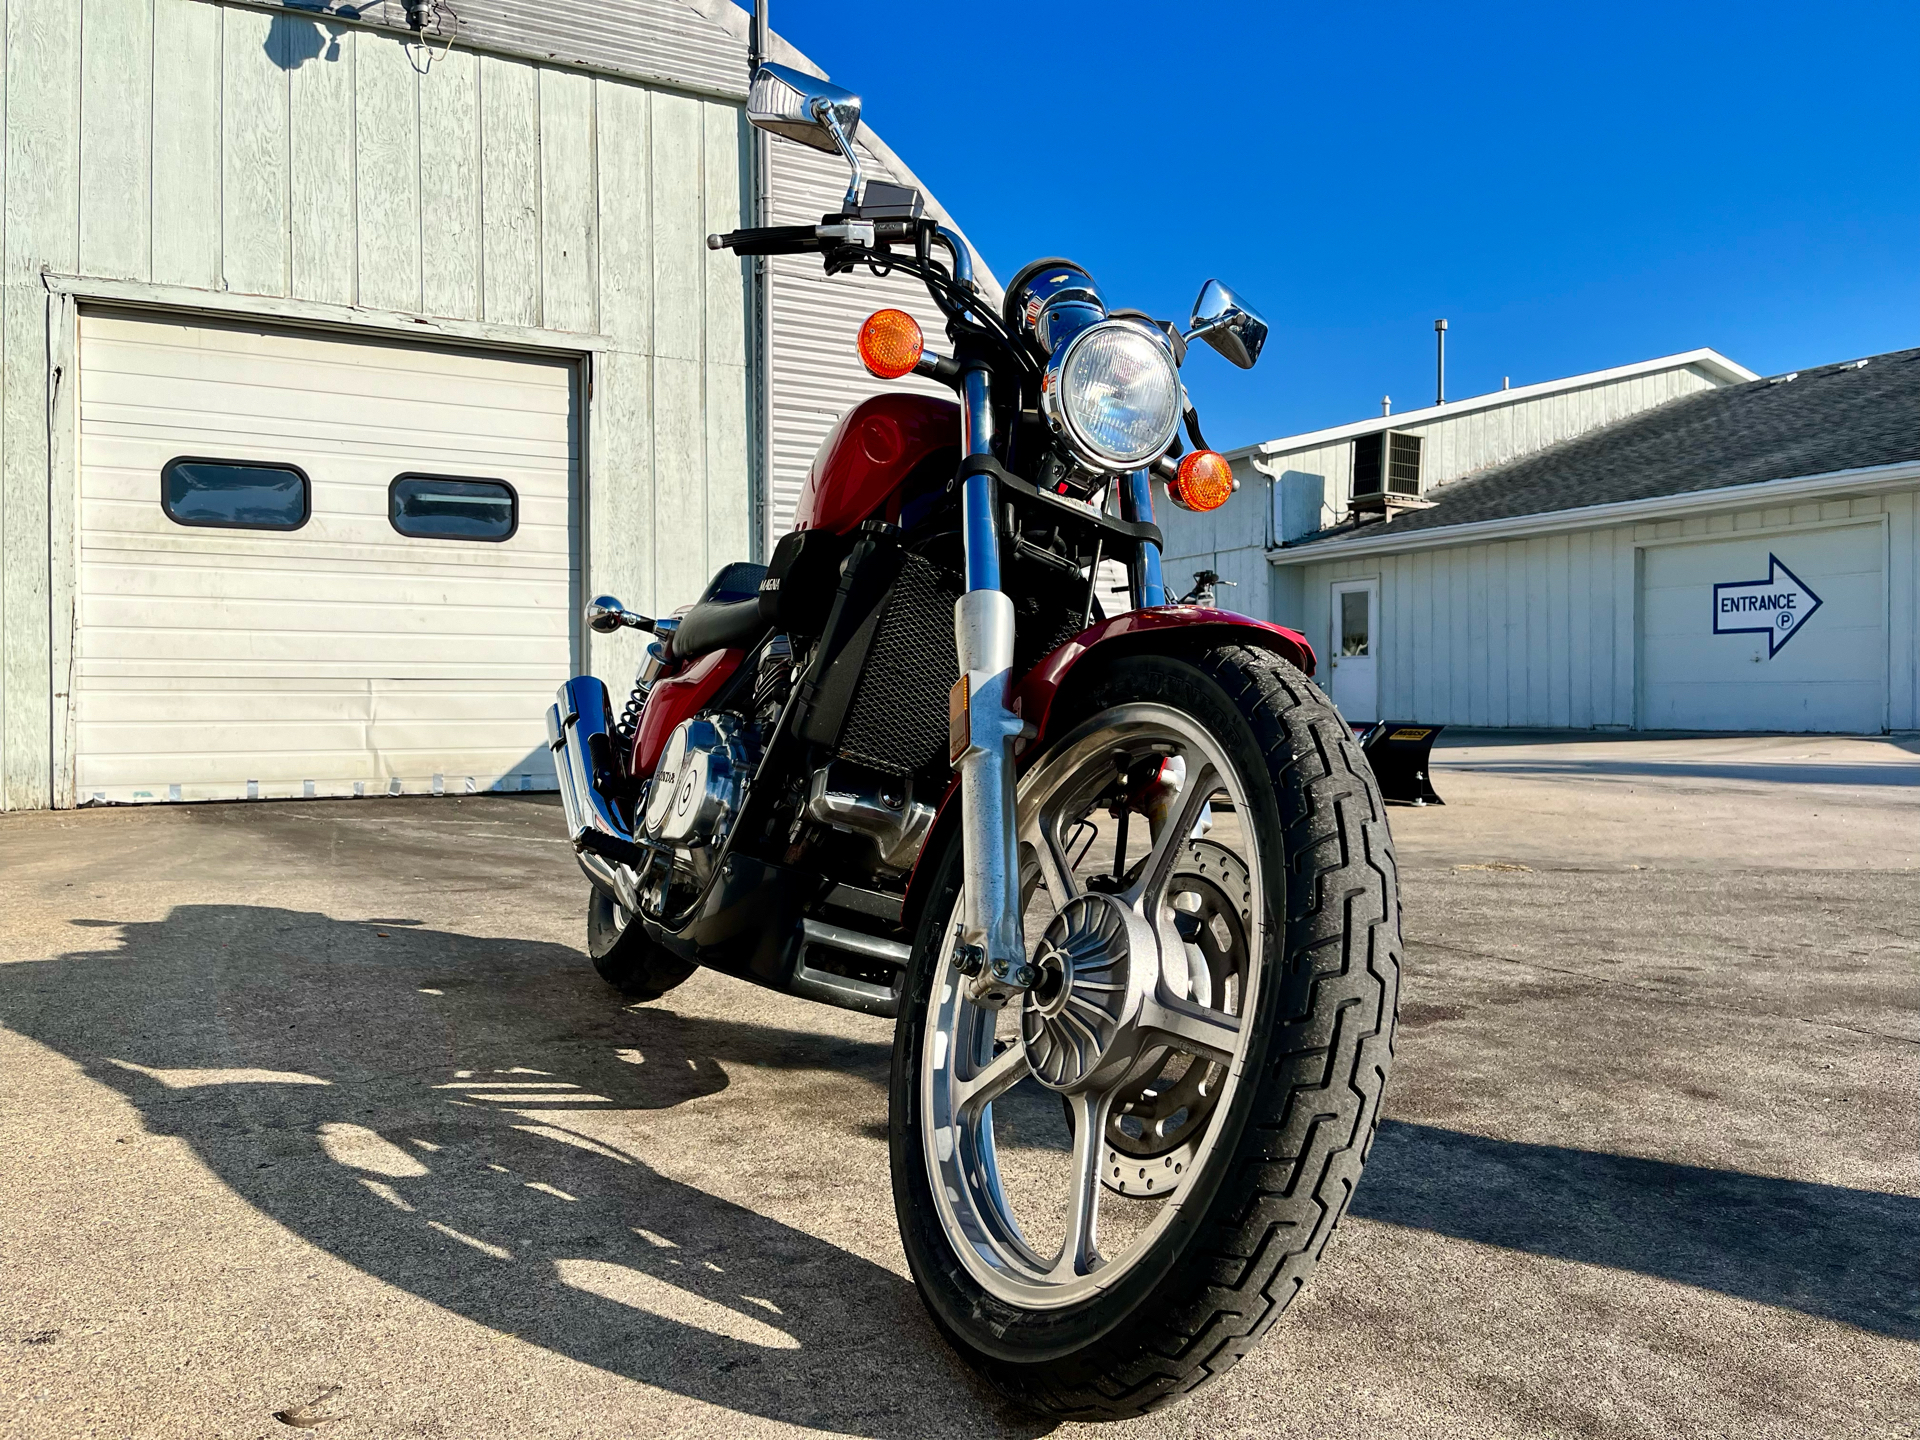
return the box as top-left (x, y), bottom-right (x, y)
top-left (890, 645), bottom-right (1401, 1419)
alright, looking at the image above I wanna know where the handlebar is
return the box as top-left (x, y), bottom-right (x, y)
top-left (706, 217), bottom-right (936, 257)
top-left (705, 217), bottom-right (993, 374)
top-left (706, 223), bottom-right (825, 257)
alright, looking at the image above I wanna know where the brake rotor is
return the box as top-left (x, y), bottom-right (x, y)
top-left (1092, 838), bottom-right (1252, 1198)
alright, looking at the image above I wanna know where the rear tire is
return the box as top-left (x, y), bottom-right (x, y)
top-left (587, 889), bottom-right (697, 1000)
top-left (889, 645), bottom-right (1400, 1419)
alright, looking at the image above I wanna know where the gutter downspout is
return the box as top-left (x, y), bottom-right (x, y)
top-left (749, 1), bottom-right (773, 560)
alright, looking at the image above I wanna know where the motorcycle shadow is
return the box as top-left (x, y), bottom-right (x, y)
top-left (4, 904), bottom-right (1047, 1439)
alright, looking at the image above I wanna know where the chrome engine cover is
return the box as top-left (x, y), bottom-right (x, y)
top-left (806, 761), bottom-right (935, 873)
top-left (643, 714), bottom-right (752, 849)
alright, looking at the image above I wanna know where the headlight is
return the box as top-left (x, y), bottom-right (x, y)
top-left (1043, 321), bottom-right (1181, 470)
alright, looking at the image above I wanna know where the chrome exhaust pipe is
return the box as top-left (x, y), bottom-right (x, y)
top-left (546, 676), bottom-right (645, 910)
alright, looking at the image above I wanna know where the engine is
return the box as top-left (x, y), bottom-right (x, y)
top-left (641, 713), bottom-right (756, 886)
top-left (806, 759), bottom-right (934, 873)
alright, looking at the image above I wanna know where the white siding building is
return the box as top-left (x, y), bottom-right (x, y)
top-left (0, 0), bottom-right (990, 810)
top-left (1162, 347), bottom-right (1920, 735)
top-left (1162, 349), bottom-right (1754, 609)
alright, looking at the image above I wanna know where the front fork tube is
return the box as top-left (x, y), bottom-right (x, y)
top-left (954, 365), bottom-right (1030, 1004)
top-left (955, 590), bottom-right (1027, 999)
top-left (1121, 468), bottom-right (1167, 609)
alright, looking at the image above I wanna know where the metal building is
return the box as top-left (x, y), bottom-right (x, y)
top-left (0, 0), bottom-right (989, 811)
top-left (1163, 347), bottom-right (1920, 734)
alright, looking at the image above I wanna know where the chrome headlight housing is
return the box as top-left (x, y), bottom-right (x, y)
top-left (1040, 320), bottom-right (1182, 470)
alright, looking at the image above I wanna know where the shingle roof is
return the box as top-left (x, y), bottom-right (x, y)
top-left (1290, 345), bottom-right (1920, 545)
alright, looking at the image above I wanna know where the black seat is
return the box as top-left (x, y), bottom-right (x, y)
top-left (670, 562), bottom-right (771, 659)
top-left (698, 561), bottom-right (769, 605)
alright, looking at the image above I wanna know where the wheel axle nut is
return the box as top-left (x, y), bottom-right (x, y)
top-left (954, 943), bottom-right (986, 977)
top-left (987, 954), bottom-right (1038, 989)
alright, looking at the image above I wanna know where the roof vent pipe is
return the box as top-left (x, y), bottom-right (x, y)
top-left (1434, 318), bottom-right (1447, 405)
top-left (1381, 395), bottom-right (1391, 416)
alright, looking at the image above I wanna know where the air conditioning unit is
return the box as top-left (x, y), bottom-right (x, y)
top-left (1349, 431), bottom-right (1432, 518)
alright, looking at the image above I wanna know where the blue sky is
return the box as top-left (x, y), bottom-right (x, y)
top-left (770, 1), bottom-right (1919, 451)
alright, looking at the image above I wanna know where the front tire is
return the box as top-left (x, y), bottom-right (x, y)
top-left (586, 889), bottom-right (697, 1000)
top-left (889, 645), bottom-right (1400, 1419)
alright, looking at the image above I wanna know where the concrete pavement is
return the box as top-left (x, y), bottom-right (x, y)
top-left (1, 733), bottom-right (1915, 1438)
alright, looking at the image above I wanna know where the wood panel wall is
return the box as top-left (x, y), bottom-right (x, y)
top-left (0, 0), bottom-right (751, 808)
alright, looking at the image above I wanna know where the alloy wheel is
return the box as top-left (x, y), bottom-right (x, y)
top-left (919, 703), bottom-right (1262, 1309)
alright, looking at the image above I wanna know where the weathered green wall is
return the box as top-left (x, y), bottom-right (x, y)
top-left (0, 0), bottom-right (751, 808)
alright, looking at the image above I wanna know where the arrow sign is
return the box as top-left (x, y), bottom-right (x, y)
top-left (1712, 553), bottom-right (1822, 657)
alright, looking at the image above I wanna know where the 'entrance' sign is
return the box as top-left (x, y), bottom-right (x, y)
top-left (1712, 553), bottom-right (1822, 657)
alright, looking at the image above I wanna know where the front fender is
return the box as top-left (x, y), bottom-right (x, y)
top-left (1010, 606), bottom-right (1316, 753)
top-left (900, 606), bottom-right (1315, 936)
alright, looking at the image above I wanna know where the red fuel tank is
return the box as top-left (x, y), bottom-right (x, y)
top-left (792, 393), bottom-right (959, 534)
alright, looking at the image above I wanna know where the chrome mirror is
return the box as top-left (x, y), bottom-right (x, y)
top-left (584, 595), bottom-right (653, 634)
top-left (1187, 279), bottom-right (1269, 370)
top-left (748, 63), bottom-right (865, 211)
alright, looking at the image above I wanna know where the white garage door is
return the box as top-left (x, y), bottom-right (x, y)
top-left (1638, 524), bottom-right (1885, 732)
top-left (75, 311), bottom-right (577, 803)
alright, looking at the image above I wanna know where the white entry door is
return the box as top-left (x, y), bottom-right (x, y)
top-left (73, 310), bottom-right (579, 803)
top-left (1327, 580), bottom-right (1379, 722)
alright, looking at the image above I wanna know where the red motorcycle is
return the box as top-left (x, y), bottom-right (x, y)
top-left (546, 63), bottom-right (1401, 1419)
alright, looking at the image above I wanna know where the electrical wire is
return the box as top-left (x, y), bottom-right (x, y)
top-left (404, 0), bottom-right (460, 73)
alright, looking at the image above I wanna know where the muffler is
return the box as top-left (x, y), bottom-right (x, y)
top-left (546, 676), bottom-right (646, 908)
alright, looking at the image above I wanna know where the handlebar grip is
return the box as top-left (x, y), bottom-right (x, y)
top-left (706, 224), bottom-right (823, 256)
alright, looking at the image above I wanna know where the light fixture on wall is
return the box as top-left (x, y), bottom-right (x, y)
top-left (402, 0), bottom-right (460, 71)
top-left (402, 0), bottom-right (450, 29)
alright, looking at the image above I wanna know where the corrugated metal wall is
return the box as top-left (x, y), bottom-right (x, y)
top-left (450, 0), bottom-right (748, 96)
top-left (243, 0), bottom-right (750, 99)
top-left (0, 0), bottom-right (751, 809)
top-left (765, 137), bottom-right (956, 532)
top-left (1288, 488), bottom-right (1918, 730)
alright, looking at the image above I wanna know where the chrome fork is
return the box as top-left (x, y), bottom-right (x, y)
top-left (943, 232), bottom-right (1174, 1004)
top-left (941, 229), bottom-right (1029, 1006)
top-left (953, 362), bottom-right (1029, 1006)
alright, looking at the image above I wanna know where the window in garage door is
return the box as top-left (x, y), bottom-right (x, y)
top-left (74, 310), bottom-right (579, 803)
top-left (1637, 523), bottom-right (1886, 733)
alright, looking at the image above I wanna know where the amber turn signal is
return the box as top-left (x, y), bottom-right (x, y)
top-left (857, 309), bottom-right (924, 380)
top-left (1167, 450), bottom-right (1236, 512)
